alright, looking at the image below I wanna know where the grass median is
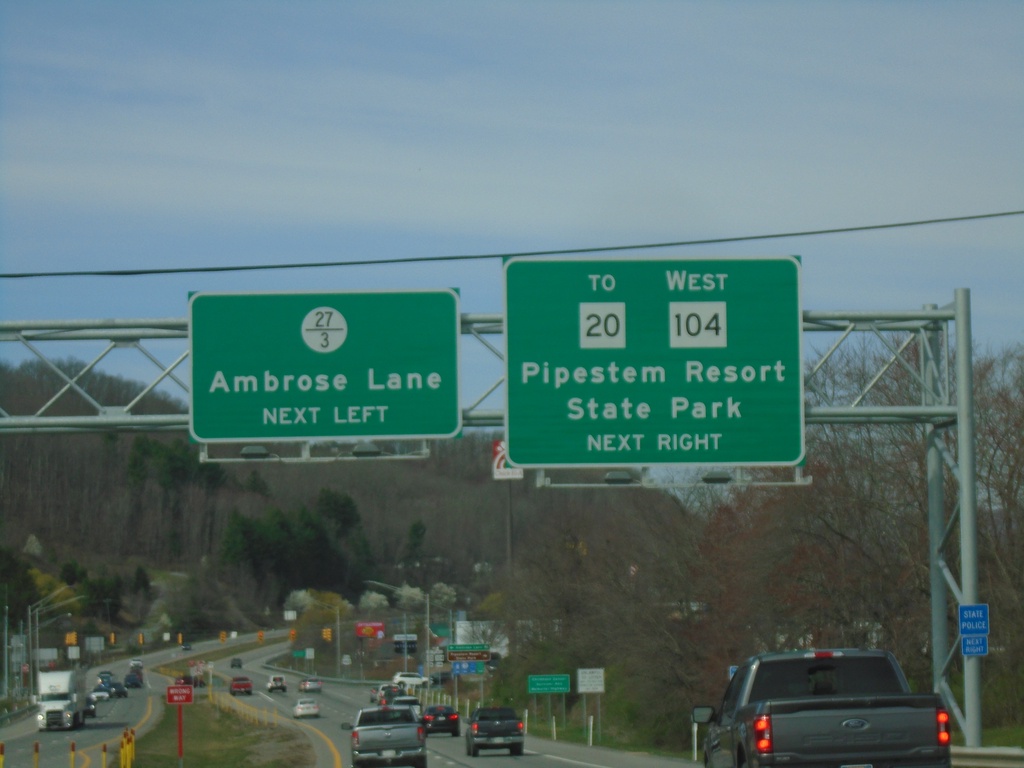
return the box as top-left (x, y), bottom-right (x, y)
top-left (134, 694), bottom-right (315, 767)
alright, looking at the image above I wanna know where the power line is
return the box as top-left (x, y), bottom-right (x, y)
top-left (2, 209), bottom-right (1021, 279)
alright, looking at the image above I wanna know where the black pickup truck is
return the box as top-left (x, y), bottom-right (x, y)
top-left (693, 649), bottom-right (951, 768)
top-left (465, 706), bottom-right (525, 757)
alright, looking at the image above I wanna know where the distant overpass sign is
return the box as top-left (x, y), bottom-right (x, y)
top-left (504, 256), bottom-right (803, 467)
top-left (189, 290), bottom-right (460, 442)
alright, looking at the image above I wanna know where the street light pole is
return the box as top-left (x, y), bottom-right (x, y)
top-left (424, 593), bottom-right (430, 690)
top-left (33, 597), bottom-right (83, 691)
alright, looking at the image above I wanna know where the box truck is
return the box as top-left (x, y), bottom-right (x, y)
top-left (37, 668), bottom-right (89, 730)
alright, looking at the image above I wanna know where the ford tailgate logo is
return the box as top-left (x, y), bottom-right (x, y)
top-left (842, 718), bottom-right (870, 730)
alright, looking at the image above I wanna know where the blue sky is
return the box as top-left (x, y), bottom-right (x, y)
top-left (1, 2), bottom-right (1022, 410)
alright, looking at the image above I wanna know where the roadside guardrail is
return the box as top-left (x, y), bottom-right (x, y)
top-left (953, 747), bottom-right (1024, 768)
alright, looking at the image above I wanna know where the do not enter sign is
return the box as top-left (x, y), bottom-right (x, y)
top-left (166, 685), bottom-right (194, 704)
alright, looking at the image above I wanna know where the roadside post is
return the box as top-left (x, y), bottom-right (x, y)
top-left (166, 684), bottom-right (194, 768)
top-left (577, 668), bottom-right (605, 745)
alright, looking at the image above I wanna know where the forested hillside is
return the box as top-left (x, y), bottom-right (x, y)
top-left (2, 345), bottom-right (1022, 743)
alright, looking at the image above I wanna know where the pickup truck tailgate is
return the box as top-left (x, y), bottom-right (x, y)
top-left (767, 695), bottom-right (948, 764)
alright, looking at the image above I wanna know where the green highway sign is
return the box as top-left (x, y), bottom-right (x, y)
top-left (528, 674), bottom-right (571, 694)
top-left (504, 257), bottom-right (803, 467)
top-left (189, 290), bottom-right (461, 442)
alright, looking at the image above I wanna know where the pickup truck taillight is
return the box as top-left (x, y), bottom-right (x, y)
top-left (754, 715), bottom-right (773, 754)
top-left (351, 731), bottom-right (360, 748)
top-left (418, 725), bottom-right (425, 743)
top-left (936, 708), bottom-right (951, 746)
top-left (516, 721), bottom-right (525, 735)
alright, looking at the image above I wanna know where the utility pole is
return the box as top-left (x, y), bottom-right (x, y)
top-left (3, 593), bottom-right (9, 700)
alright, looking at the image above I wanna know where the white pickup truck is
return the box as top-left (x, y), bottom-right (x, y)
top-left (344, 705), bottom-right (426, 768)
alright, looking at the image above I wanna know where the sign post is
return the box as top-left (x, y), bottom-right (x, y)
top-left (577, 668), bottom-right (605, 745)
top-left (190, 290), bottom-right (461, 442)
top-left (166, 685), bottom-right (194, 768)
top-left (504, 256), bottom-right (803, 467)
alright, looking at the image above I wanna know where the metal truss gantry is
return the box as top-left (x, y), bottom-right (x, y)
top-left (0, 290), bottom-right (982, 744)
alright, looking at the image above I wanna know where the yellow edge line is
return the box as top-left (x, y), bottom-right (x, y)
top-left (215, 690), bottom-right (343, 768)
top-left (288, 716), bottom-right (344, 768)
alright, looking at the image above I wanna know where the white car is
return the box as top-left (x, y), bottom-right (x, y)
top-left (392, 671), bottom-right (427, 688)
top-left (293, 698), bottom-right (320, 718)
top-left (91, 684), bottom-right (111, 701)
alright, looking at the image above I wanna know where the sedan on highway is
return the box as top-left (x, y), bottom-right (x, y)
top-left (124, 672), bottom-right (143, 688)
top-left (423, 704), bottom-right (460, 736)
top-left (293, 698), bottom-right (320, 718)
top-left (298, 677), bottom-right (323, 693)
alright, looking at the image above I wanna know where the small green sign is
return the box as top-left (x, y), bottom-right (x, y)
top-left (505, 257), bottom-right (804, 467)
top-left (189, 290), bottom-right (461, 442)
top-left (528, 674), bottom-right (570, 694)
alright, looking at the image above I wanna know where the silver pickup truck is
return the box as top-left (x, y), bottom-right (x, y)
top-left (693, 649), bottom-right (951, 768)
top-left (344, 705), bottom-right (427, 768)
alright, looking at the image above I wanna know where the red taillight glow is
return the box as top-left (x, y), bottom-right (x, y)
top-left (417, 725), bottom-right (425, 742)
top-left (754, 715), bottom-right (773, 754)
top-left (471, 723), bottom-right (480, 734)
top-left (517, 721), bottom-right (525, 734)
top-left (351, 731), bottom-right (360, 748)
top-left (936, 709), bottom-right (951, 746)
top-left (424, 715), bottom-right (435, 722)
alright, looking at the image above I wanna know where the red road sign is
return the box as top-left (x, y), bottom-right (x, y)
top-left (166, 684), bottom-right (194, 704)
top-left (356, 621), bottom-right (385, 638)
